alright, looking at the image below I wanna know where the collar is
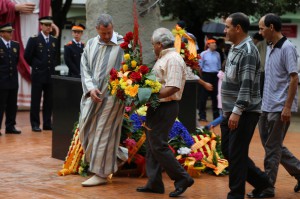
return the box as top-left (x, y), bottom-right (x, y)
top-left (41, 31), bottom-right (49, 40)
top-left (273, 36), bottom-right (287, 49)
top-left (1, 37), bottom-right (10, 46)
top-left (72, 39), bottom-right (81, 44)
top-left (98, 31), bottom-right (118, 45)
top-left (233, 36), bottom-right (252, 49)
top-left (158, 48), bottom-right (176, 58)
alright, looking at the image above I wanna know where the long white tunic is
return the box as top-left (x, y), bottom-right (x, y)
top-left (79, 32), bottom-right (125, 176)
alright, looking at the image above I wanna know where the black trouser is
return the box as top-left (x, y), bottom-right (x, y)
top-left (198, 72), bottom-right (219, 120)
top-left (145, 101), bottom-right (192, 192)
top-left (221, 112), bottom-right (270, 199)
top-left (30, 81), bottom-right (53, 128)
top-left (0, 88), bottom-right (18, 130)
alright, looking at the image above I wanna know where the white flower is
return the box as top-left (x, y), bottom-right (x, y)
top-left (177, 147), bottom-right (191, 155)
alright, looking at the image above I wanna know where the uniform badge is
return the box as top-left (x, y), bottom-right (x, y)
top-left (13, 48), bottom-right (17, 53)
top-left (0, 49), bottom-right (3, 52)
top-left (39, 43), bottom-right (43, 47)
top-left (52, 43), bottom-right (55, 47)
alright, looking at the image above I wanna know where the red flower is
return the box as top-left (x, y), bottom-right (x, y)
top-left (125, 32), bottom-right (134, 41)
top-left (110, 68), bottom-right (118, 80)
top-left (130, 71), bottom-right (142, 83)
top-left (139, 65), bottom-right (149, 75)
top-left (181, 42), bottom-right (186, 49)
top-left (120, 42), bottom-right (129, 49)
top-left (116, 89), bottom-right (126, 101)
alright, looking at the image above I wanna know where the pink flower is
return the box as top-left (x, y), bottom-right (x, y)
top-left (125, 106), bottom-right (132, 112)
top-left (188, 152), bottom-right (204, 161)
top-left (123, 138), bottom-right (136, 148)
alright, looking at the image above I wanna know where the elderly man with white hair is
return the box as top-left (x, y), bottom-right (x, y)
top-left (136, 27), bottom-right (194, 197)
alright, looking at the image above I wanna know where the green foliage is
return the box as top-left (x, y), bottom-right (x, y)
top-left (159, 0), bottom-right (300, 50)
top-left (138, 88), bottom-right (152, 105)
top-left (160, 0), bottom-right (300, 20)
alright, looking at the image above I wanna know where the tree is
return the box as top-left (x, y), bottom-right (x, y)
top-left (51, 0), bottom-right (73, 64)
top-left (159, 0), bottom-right (300, 50)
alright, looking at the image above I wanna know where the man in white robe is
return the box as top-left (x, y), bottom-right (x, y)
top-left (79, 13), bottom-right (125, 187)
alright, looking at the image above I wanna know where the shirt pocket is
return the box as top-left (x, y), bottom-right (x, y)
top-left (226, 61), bottom-right (237, 80)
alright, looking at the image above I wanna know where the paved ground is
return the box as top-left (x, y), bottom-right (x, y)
top-left (0, 109), bottom-right (299, 199)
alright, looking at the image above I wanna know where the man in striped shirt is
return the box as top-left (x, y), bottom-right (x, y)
top-left (250, 13), bottom-right (300, 198)
top-left (221, 12), bottom-right (271, 199)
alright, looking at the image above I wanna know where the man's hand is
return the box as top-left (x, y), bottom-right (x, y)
top-left (90, 89), bottom-right (103, 103)
top-left (203, 82), bottom-right (213, 91)
top-left (15, 3), bottom-right (35, 14)
top-left (281, 106), bottom-right (291, 122)
top-left (51, 23), bottom-right (60, 37)
top-left (228, 113), bottom-right (240, 130)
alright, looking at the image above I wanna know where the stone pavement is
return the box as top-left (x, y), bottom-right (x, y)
top-left (0, 111), bottom-right (299, 199)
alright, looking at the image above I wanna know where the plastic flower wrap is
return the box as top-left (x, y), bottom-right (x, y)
top-left (180, 42), bottom-right (201, 75)
top-left (172, 25), bottom-right (201, 75)
top-left (108, 31), bottom-right (161, 113)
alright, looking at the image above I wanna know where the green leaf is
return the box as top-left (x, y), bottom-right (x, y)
top-left (138, 88), bottom-right (152, 105)
top-left (145, 73), bottom-right (156, 81)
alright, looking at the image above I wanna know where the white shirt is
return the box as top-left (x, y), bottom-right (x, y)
top-left (41, 31), bottom-right (49, 43)
top-left (1, 37), bottom-right (11, 48)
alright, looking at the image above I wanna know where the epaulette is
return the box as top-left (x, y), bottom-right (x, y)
top-left (11, 40), bottom-right (19, 43)
top-left (32, 34), bottom-right (38, 38)
top-left (65, 41), bottom-right (73, 46)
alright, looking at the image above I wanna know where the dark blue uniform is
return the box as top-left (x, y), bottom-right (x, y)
top-left (64, 40), bottom-right (84, 77)
top-left (0, 39), bottom-right (19, 133)
top-left (24, 33), bottom-right (57, 130)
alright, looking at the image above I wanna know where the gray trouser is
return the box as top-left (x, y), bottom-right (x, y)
top-left (258, 112), bottom-right (300, 193)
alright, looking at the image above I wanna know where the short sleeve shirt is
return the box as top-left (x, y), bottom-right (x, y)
top-left (152, 48), bottom-right (187, 102)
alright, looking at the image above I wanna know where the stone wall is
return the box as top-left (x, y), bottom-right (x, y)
top-left (86, 0), bottom-right (161, 65)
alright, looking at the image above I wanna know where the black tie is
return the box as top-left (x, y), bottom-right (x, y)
top-left (7, 43), bottom-right (10, 49)
top-left (46, 38), bottom-right (49, 44)
top-left (77, 43), bottom-right (81, 48)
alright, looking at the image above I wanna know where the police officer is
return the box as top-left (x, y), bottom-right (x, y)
top-left (24, 16), bottom-right (58, 132)
top-left (0, 23), bottom-right (21, 135)
top-left (64, 24), bottom-right (85, 77)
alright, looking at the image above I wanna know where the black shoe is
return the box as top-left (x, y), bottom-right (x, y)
top-left (247, 189), bottom-right (261, 198)
top-left (43, 126), bottom-right (52, 130)
top-left (6, 127), bottom-right (21, 134)
top-left (169, 178), bottom-right (194, 197)
top-left (32, 126), bottom-right (42, 132)
top-left (247, 190), bottom-right (274, 198)
top-left (295, 180), bottom-right (300, 192)
top-left (136, 186), bottom-right (164, 194)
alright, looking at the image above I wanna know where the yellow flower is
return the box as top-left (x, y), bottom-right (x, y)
top-left (110, 79), bottom-right (119, 95)
top-left (145, 79), bottom-right (154, 87)
top-left (124, 54), bottom-right (130, 61)
top-left (131, 60), bottom-right (137, 68)
top-left (125, 84), bottom-right (139, 97)
top-left (123, 64), bottom-right (128, 72)
top-left (136, 105), bottom-right (148, 116)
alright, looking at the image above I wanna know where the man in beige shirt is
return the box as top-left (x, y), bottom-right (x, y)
top-left (136, 27), bottom-right (194, 197)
